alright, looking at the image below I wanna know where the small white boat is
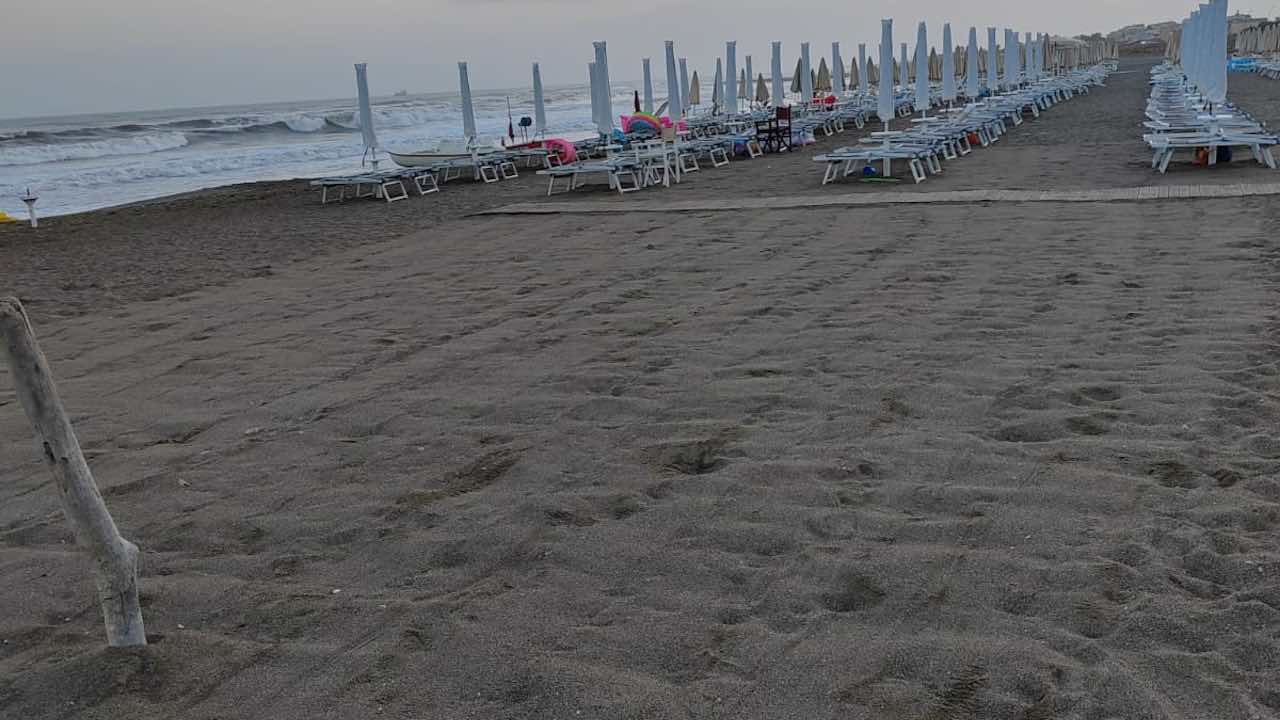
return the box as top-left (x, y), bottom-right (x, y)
top-left (388, 141), bottom-right (499, 167)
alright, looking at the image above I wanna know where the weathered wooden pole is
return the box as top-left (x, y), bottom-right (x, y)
top-left (0, 297), bottom-right (146, 646)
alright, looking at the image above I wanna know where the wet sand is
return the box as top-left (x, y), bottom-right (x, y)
top-left (3, 58), bottom-right (1280, 718)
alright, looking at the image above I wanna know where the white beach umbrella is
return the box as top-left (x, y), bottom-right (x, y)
top-left (588, 62), bottom-right (603, 133)
top-left (800, 42), bottom-right (813, 103)
top-left (712, 58), bottom-right (724, 113)
top-left (680, 58), bottom-right (691, 111)
top-left (858, 43), bottom-right (869, 96)
top-left (771, 42), bottom-right (786, 107)
top-left (532, 62), bottom-right (547, 135)
top-left (593, 42), bottom-right (614, 132)
top-left (1003, 30), bottom-right (1019, 89)
top-left (986, 27), bottom-right (999, 92)
top-left (1208, 0), bottom-right (1228, 105)
top-left (914, 22), bottom-right (929, 114)
top-left (725, 41), bottom-right (738, 111)
top-left (878, 19), bottom-right (895, 126)
top-left (457, 61), bottom-right (477, 143)
top-left (900, 43), bottom-right (910, 89)
top-left (832, 43), bottom-right (846, 93)
top-left (354, 63), bottom-right (381, 168)
top-left (942, 23), bottom-right (956, 104)
top-left (642, 58), bottom-right (654, 114)
top-left (962, 28), bottom-right (977, 96)
top-left (664, 41), bottom-right (683, 122)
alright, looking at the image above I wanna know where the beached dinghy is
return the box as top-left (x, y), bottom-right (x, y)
top-left (388, 142), bottom-right (487, 167)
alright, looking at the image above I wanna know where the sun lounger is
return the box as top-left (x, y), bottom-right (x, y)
top-left (310, 166), bottom-right (440, 204)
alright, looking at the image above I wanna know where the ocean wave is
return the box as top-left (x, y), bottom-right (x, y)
top-left (0, 131), bottom-right (190, 166)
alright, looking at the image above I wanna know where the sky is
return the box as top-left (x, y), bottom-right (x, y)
top-left (2, 0), bottom-right (1277, 118)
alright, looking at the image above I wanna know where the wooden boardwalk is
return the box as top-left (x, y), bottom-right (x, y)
top-left (484, 182), bottom-right (1280, 216)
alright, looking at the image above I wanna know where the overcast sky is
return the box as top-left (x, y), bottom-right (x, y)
top-left (2, 0), bottom-right (1276, 118)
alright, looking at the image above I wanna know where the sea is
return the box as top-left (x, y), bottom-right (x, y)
top-left (0, 83), bottom-right (639, 218)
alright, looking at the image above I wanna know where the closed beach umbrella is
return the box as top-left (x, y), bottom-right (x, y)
top-left (589, 62), bottom-right (604, 133)
top-left (868, 59), bottom-right (878, 84)
top-left (354, 63), bottom-right (380, 166)
top-left (457, 61), bottom-right (477, 142)
top-left (900, 43), bottom-right (910, 88)
top-left (532, 62), bottom-right (547, 135)
top-left (642, 58), bottom-right (654, 114)
top-left (664, 41), bottom-right (683, 122)
top-left (878, 19), bottom-right (895, 125)
top-left (690, 69), bottom-right (700, 106)
top-left (712, 58), bottom-right (724, 113)
top-left (914, 22), bottom-right (929, 114)
top-left (1003, 30), bottom-right (1019, 89)
top-left (801, 42), bottom-right (813, 102)
top-left (791, 57), bottom-right (803, 93)
top-left (816, 57), bottom-right (832, 93)
top-left (725, 41), bottom-right (738, 111)
top-left (929, 48), bottom-right (941, 82)
top-left (756, 74), bottom-right (769, 104)
top-left (745, 55), bottom-right (754, 97)
top-left (942, 24), bottom-right (956, 103)
top-left (966, 27), bottom-right (980, 98)
top-left (986, 27), bottom-right (999, 92)
top-left (832, 43), bottom-right (846, 93)
top-left (593, 42), bottom-right (614, 132)
top-left (771, 42), bottom-right (786, 107)
top-left (680, 58), bottom-right (691, 111)
top-left (858, 43), bottom-right (869, 95)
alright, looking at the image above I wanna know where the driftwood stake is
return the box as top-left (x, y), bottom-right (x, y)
top-left (0, 297), bottom-right (146, 646)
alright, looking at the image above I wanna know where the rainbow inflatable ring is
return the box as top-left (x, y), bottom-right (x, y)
top-left (620, 113), bottom-right (687, 135)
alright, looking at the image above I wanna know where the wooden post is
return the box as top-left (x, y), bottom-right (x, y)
top-left (0, 297), bottom-right (146, 647)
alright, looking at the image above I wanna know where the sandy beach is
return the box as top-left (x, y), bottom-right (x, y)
top-left (4, 58), bottom-right (1280, 718)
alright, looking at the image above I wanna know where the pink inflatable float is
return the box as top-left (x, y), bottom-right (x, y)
top-left (542, 137), bottom-right (577, 164)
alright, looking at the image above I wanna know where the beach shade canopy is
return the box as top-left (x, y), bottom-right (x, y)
top-left (725, 41), bottom-right (738, 111)
top-left (858, 44), bottom-right (869, 94)
top-left (942, 24), bottom-right (956, 102)
top-left (878, 19), bottom-right (895, 124)
top-left (642, 58), bottom-right (654, 113)
top-left (914, 22), bottom-right (929, 114)
top-left (986, 27), bottom-right (999, 92)
top-left (712, 58), bottom-right (724, 112)
top-left (801, 42), bottom-right (813, 102)
top-left (832, 43), bottom-right (846, 93)
top-left (355, 63), bottom-right (381, 165)
top-left (593, 42), bottom-right (614, 133)
top-left (664, 41), bottom-right (683, 121)
top-left (756, 73), bottom-right (769, 104)
top-left (966, 27), bottom-right (980, 98)
top-left (690, 69), bottom-right (701, 106)
top-left (816, 57), bottom-right (832, 93)
top-left (680, 58), bottom-right (691, 111)
top-left (771, 42), bottom-right (786, 107)
top-left (532, 62), bottom-right (547, 134)
top-left (457, 61), bottom-right (478, 143)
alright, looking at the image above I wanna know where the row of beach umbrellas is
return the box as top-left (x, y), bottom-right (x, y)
top-left (352, 25), bottom-right (1119, 162)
